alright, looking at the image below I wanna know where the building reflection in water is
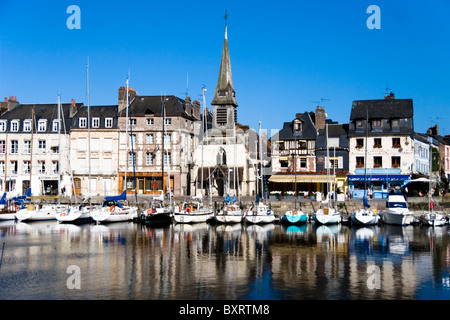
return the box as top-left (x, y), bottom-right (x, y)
top-left (0, 220), bottom-right (450, 299)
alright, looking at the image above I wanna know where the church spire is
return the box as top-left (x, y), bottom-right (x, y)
top-left (211, 10), bottom-right (237, 107)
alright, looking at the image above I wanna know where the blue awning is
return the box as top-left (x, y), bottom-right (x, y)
top-left (349, 175), bottom-right (410, 182)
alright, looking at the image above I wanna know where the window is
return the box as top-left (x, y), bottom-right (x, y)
top-left (24, 141), bottom-right (31, 154)
top-left (105, 118), bottom-right (113, 128)
top-left (356, 157), bottom-right (365, 168)
top-left (10, 161), bottom-right (17, 174)
top-left (146, 134), bottom-right (154, 144)
top-left (356, 139), bottom-right (364, 149)
top-left (146, 118), bottom-right (154, 126)
top-left (392, 156), bottom-right (401, 168)
top-left (164, 152), bottom-right (171, 165)
top-left (38, 120), bottom-right (47, 132)
top-left (103, 138), bottom-right (113, 152)
top-left (129, 134), bottom-right (136, 146)
top-left (79, 118), bottom-right (87, 128)
top-left (77, 138), bottom-right (87, 151)
top-left (103, 158), bottom-right (112, 174)
top-left (0, 121), bottom-right (6, 132)
top-left (10, 140), bottom-right (18, 154)
top-left (38, 161), bottom-right (46, 174)
top-left (299, 157), bottom-right (307, 168)
top-left (52, 120), bottom-right (60, 132)
top-left (164, 134), bottom-right (171, 145)
top-left (146, 152), bottom-right (154, 165)
top-left (391, 119), bottom-right (400, 127)
top-left (90, 138), bottom-right (99, 152)
top-left (38, 140), bottom-right (46, 153)
top-left (216, 148), bottom-right (226, 165)
top-left (0, 161), bottom-right (4, 174)
top-left (372, 119), bottom-right (382, 127)
top-left (356, 119), bottom-right (364, 128)
top-left (129, 118), bottom-right (137, 126)
top-left (0, 141), bottom-right (5, 154)
top-left (165, 118), bottom-right (172, 126)
top-left (78, 158), bottom-right (86, 174)
top-left (293, 121), bottom-right (302, 131)
top-left (128, 152), bottom-right (135, 167)
top-left (23, 161), bottom-right (30, 174)
top-left (23, 120), bottom-right (32, 132)
top-left (10, 120), bottom-right (19, 132)
top-left (92, 117), bottom-right (100, 128)
top-left (51, 146), bottom-right (59, 154)
top-left (392, 138), bottom-right (401, 148)
top-left (52, 161), bottom-right (59, 174)
top-left (373, 138), bottom-right (382, 148)
top-left (374, 156), bottom-right (383, 168)
top-left (91, 159), bottom-right (99, 174)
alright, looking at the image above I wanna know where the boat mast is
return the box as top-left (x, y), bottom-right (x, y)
top-left (124, 77), bottom-right (129, 193)
top-left (429, 137), bottom-right (432, 212)
top-left (259, 122), bottom-right (264, 201)
top-left (57, 92), bottom-right (61, 204)
top-left (87, 58), bottom-right (91, 204)
top-left (326, 123), bottom-right (330, 205)
top-left (161, 92), bottom-right (165, 207)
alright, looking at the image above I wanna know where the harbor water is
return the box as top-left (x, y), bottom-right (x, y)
top-left (1, 219), bottom-right (450, 300)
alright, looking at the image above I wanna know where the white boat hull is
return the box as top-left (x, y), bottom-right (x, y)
top-left (381, 210), bottom-right (414, 225)
top-left (314, 208), bottom-right (341, 225)
top-left (56, 207), bottom-right (92, 223)
top-left (351, 209), bottom-right (379, 225)
top-left (214, 213), bottom-right (243, 224)
top-left (173, 211), bottom-right (213, 223)
top-left (419, 212), bottom-right (447, 226)
top-left (15, 205), bottom-right (66, 222)
top-left (245, 214), bottom-right (275, 224)
top-left (91, 207), bottom-right (138, 223)
top-left (0, 213), bottom-right (17, 220)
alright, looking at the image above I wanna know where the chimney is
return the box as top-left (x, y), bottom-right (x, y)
top-left (193, 100), bottom-right (201, 120)
top-left (7, 96), bottom-right (19, 111)
top-left (0, 97), bottom-right (8, 115)
top-left (384, 92), bottom-right (395, 100)
top-left (70, 98), bottom-right (77, 118)
top-left (315, 106), bottom-right (325, 130)
top-left (185, 96), bottom-right (192, 116)
top-left (118, 86), bottom-right (137, 113)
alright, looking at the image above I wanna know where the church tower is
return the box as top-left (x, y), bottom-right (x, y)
top-left (211, 12), bottom-right (238, 130)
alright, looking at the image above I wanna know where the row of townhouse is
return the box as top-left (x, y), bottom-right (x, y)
top-left (269, 92), bottom-right (444, 199)
top-left (0, 90), bottom-right (202, 198)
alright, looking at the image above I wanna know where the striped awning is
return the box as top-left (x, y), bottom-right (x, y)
top-left (269, 174), bottom-right (330, 183)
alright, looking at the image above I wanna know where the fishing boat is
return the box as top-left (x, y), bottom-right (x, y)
top-left (91, 191), bottom-right (138, 223)
top-left (214, 194), bottom-right (243, 224)
top-left (313, 124), bottom-right (341, 225)
top-left (173, 199), bottom-right (214, 223)
top-left (381, 193), bottom-right (414, 225)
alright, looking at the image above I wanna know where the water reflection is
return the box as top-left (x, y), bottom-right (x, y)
top-left (0, 220), bottom-right (450, 299)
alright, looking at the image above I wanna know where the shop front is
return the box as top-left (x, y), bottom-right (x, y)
top-left (349, 169), bottom-right (410, 199)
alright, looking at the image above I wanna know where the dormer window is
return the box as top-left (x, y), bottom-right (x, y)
top-left (391, 118), bottom-right (400, 127)
top-left (23, 120), bottom-right (32, 132)
top-left (372, 119), bottom-right (382, 127)
top-left (293, 121), bottom-right (302, 131)
top-left (92, 117), bottom-right (100, 128)
top-left (52, 120), bottom-right (60, 132)
top-left (356, 119), bottom-right (364, 128)
top-left (10, 120), bottom-right (19, 132)
top-left (79, 118), bottom-right (87, 128)
top-left (0, 121), bottom-right (6, 132)
top-left (105, 118), bottom-right (113, 128)
top-left (38, 120), bottom-right (47, 132)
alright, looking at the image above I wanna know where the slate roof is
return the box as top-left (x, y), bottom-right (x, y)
top-left (71, 105), bottom-right (118, 129)
top-left (276, 112), bottom-right (317, 140)
top-left (350, 99), bottom-right (413, 120)
top-left (1, 103), bottom-right (82, 133)
top-left (120, 95), bottom-right (198, 121)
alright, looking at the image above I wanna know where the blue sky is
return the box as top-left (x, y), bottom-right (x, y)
top-left (1, 0), bottom-right (450, 136)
